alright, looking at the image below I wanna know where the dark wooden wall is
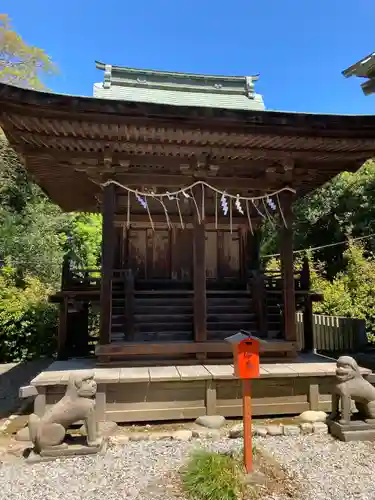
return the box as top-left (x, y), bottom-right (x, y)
top-left (114, 223), bottom-right (249, 282)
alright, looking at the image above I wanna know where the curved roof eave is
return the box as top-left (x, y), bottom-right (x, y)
top-left (1, 83), bottom-right (375, 136)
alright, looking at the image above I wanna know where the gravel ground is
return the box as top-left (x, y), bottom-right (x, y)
top-left (0, 435), bottom-right (374, 500)
top-left (261, 434), bottom-right (375, 500)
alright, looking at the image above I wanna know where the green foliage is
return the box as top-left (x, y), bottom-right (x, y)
top-left (0, 14), bottom-right (57, 89)
top-left (0, 20), bottom-right (103, 362)
top-left (265, 242), bottom-right (375, 341)
top-left (263, 159), bottom-right (375, 278)
top-left (0, 134), bottom-right (69, 287)
top-left (0, 264), bottom-right (57, 362)
top-left (181, 450), bottom-right (246, 500)
top-left (312, 242), bottom-right (375, 340)
top-left (68, 213), bottom-right (102, 269)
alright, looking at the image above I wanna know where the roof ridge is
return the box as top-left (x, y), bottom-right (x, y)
top-left (95, 60), bottom-right (259, 82)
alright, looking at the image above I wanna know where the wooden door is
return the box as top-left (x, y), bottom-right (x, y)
top-left (205, 230), bottom-right (218, 278)
top-left (149, 229), bottom-right (171, 278)
top-left (205, 228), bottom-right (244, 280)
top-left (218, 230), bottom-right (241, 279)
top-left (171, 227), bottom-right (193, 281)
top-left (126, 226), bottom-right (195, 280)
top-left (127, 228), bottom-right (147, 278)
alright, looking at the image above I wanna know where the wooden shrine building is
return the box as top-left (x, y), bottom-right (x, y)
top-left (1, 63), bottom-right (375, 366)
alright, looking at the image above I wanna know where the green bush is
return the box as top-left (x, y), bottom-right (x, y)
top-left (265, 241), bottom-right (375, 342)
top-left (0, 264), bottom-right (57, 362)
top-left (181, 450), bottom-right (246, 500)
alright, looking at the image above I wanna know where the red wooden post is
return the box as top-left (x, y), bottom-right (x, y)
top-left (225, 332), bottom-right (265, 475)
top-left (242, 378), bottom-right (253, 473)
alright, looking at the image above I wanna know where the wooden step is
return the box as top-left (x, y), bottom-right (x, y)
top-left (207, 298), bottom-right (252, 306)
top-left (110, 332), bottom-right (195, 343)
top-left (136, 322), bottom-right (193, 332)
top-left (134, 305), bottom-right (193, 314)
top-left (134, 313), bottom-right (192, 323)
top-left (136, 332), bottom-right (194, 342)
top-left (206, 290), bottom-right (250, 297)
top-left (206, 304), bottom-right (252, 313)
top-left (135, 297), bottom-right (192, 306)
top-left (207, 321), bottom-right (256, 331)
top-left (207, 331), bottom-right (281, 341)
top-left (206, 313), bottom-right (255, 322)
top-left (135, 290), bottom-right (193, 296)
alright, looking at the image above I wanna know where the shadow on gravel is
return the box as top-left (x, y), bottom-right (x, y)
top-left (0, 358), bottom-right (52, 418)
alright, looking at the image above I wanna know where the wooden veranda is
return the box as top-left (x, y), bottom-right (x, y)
top-left (1, 79), bottom-right (375, 365)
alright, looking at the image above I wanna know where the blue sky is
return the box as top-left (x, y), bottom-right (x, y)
top-left (3, 0), bottom-right (375, 114)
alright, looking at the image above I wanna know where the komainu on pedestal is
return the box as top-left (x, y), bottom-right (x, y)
top-left (27, 371), bottom-right (104, 461)
top-left (328, 356), bottom-right (375, 442)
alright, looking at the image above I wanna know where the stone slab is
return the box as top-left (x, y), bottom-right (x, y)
top-left (204, 365), bottom-right (234, 379)
top-left (176, 365), bottom-right (212, 381)
top-left (119, 367), bottom-right (149, 383)
top-left (26, 440), bottom-right (107, 463)
top-left (28, 357), bottom-right (373, 388)
top-left (329, 420), bottom-right (375, 442)
top-left (19, 385), bottom-right (38, 399)
top-left (149, 366), bottom-right (180, 382)
top-left (261, 365), bottom-right (298, 378)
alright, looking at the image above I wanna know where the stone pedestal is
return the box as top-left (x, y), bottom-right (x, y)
top-left (328, 419), bottom-right (375, 442)
top-left (26, 436), bottom-right (106, 463)
top-left (22, 421), bottom-right (117, 463)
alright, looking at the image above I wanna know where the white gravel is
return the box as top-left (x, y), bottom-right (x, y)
top-left (261, 434), bottom-right (375, 500)
top-left (0, 435), bottom-right (374, 500)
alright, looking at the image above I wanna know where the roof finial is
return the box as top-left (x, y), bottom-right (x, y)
top-left (103, 64), bottom-right (112, 89)
top-left (245, 76), bottom-right (256, 99)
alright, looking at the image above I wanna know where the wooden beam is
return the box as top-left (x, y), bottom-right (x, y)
top-left (99, 183), bottom-right (116, 345)
top-left (20, 143), bottom-right (372, 163)
top-left (279, 191), bottom-right (297, 342)
top-left (113, 214), bottom-right (260, 225)
top-left (193, 186), bottom-right (207, 357)
top-left (108, 173), bottom-right (275, 190)
top-left (95, 340), bottom-right (298, 357)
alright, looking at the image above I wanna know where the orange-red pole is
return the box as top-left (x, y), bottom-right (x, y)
top-left (242, 378), bottom-right (252, 473)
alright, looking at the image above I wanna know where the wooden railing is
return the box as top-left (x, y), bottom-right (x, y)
top-left (296, 313), bottom-right (367, 353)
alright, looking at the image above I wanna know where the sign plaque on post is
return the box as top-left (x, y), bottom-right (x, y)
top-left (225, 330), bottom-right (266, 474)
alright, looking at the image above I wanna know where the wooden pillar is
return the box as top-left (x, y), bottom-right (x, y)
top-left (301, 254), bottom-right (314, 352)
top-left (57, 296), bottom-right (68, 359)
top-left (99, 183), bottom-right (116, 346)
top-left (247, 228), bottom-right (261, 273)
top-left (280, 192), bottom-right (296, 341)
top-left (61, 254), bottom-right (71, 289)
top-left (193, 187), bottom-right (207, 358)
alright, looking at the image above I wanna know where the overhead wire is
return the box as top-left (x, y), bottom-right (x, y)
top-left (264, 232), bottom-right (375, 258)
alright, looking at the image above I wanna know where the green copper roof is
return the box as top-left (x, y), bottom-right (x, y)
top-left (93, 61), bottom-right (265, 111)
top-left (342, 52), bottom-right (375, 96)
top-left (342, 52), bottom-right (375, 78)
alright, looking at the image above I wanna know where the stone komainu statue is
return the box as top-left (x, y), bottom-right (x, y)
top-left (28, 371), bottom-right (100, 453)
top-left (330, 356), bottom-right (375, 423)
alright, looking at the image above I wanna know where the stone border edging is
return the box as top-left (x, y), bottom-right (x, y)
top-left (109, 422), bottom-right (328, 444)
